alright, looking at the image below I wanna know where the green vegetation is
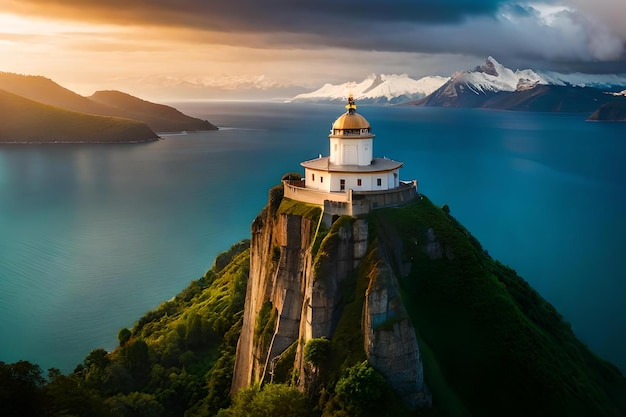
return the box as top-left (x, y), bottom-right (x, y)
top-left (304, 338), bottom-right (331, 368)
top-left (312, 216), bottom-right (355, 286)
top-left (281, 172), bottom-right (303, 181)
top-left (89, 90), bottom-right (217, 132)
top-left (254, 301), bottom-right (277, 355)
top-left (220, 383), bottom-right (312, 417)
top-left (331, 361), bottom-right (387, 417)
top-left (277, 198), bottom-right (323, 221)
top-left (3, 192), bottom-right (626, 417)
top-left (118, 328), bottom-right (131, 346)
top-left (370, 196), bottom-right (626, 417)
top-left (0, 72), bottom-right (217, 133)
top-left (0, 89), bottom-right (158, 143)
top-left (0, 241), bottom-right (250, 417)
top-left (272, 341), bottom-right (298, 384)
top-left (0, 360), bottom-right (47, 417)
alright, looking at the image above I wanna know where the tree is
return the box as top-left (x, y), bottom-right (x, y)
top-left (118, 328), bottom-right (132, 346)
top-left (119, 339), bottom-right (151, 387)
top-left (226, 383), bottom-right (311, 417)
top-left (45, 372), bottom-right (110, 417)
top-left (304, 337), bottom-right (331, 368)
top-left (85, 348), bottom-right (110, 370)
top-left (106, 392), bottom-right (164, 417)
top-left (334, 361), bottom-right (387, 417)
top-left (0, 360), bottom-right (48, 417)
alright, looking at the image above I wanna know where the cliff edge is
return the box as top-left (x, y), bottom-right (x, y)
top-left (230, 185), bottom-right (626, 416)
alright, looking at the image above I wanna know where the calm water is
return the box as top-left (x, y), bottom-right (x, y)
top-left (1, 102), bottom-right (625, 373)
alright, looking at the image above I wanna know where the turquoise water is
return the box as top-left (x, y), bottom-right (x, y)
top-left (1, 102), bottom-right (625, 373)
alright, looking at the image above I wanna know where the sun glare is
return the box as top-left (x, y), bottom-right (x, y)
top-left (0, 12), bottom-right (116, 35)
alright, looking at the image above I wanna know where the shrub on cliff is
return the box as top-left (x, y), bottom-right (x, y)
top-left (304, 337), bottom-right (331, 368)
top-left (220, 383), bottom-right (312, 417)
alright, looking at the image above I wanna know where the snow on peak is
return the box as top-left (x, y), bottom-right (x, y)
top-left (292, 73), bottom-right (449, 103)
top-left (453, 57), bottom-right (626, 95)
top-left (540, 72), bottom-right (626, 89)
top-left (457, 57), bottom-right (546, 94)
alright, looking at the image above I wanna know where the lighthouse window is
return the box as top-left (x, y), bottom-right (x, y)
top-left (320, 176), bottom-right (324, 183)
top-left (357, 179), bottom-right (362, 186)
top-left (377, 178), bottom-right (382, 186)
top-left (312, 173), bottom-right (315, 181)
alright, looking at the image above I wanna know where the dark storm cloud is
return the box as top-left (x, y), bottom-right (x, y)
top-left (15, 0), bottom-right (508, 32)
top-left (13, 0), bottom-right (626, 73)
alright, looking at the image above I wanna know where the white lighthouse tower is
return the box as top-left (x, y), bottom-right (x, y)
top-left (283, 95), bottom-right (417, 218)
top-left (301, 95), bottom-right (403, 193)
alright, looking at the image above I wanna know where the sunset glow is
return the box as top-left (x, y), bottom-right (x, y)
top-left (1, 0), bottom-right (625, 99)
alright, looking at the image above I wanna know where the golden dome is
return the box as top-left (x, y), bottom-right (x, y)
top-left (332, 112), bottom-right (370, 130)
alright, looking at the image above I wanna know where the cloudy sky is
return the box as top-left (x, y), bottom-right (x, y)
top-left (1, 0), bottom-right (625, 99)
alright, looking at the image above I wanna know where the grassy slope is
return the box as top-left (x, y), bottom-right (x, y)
top-left (0, 89), bottom-right (157, 143)
top-left (33, 196), bottom-right (626, 416)
top-left (129, 241), bottom-right (251, 415)
top-left (371, 196), bottom-right (626, 417)
top-left (0, 72), bottom-right (217, 132)
top-left (0, 72), bottom-right (110, 115)
top-left (90, 91), bottom-right (218, 132)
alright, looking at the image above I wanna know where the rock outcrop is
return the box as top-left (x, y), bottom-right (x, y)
top-left (231, 191), bottom-right (430, 408)
top-left (363, 254), bottom-right (430, 407)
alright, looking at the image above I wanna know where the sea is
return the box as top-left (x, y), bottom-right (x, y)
top-left (0, 102), bottom-right (625, 374)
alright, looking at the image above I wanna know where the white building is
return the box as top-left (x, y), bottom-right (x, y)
top-left (301, 96), bottom-right (403, 193)
top-left (284, 96), bottom-right (417, 218)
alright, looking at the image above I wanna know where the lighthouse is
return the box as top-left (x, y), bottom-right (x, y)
top-left (283, 96), bottom-right (417, 218)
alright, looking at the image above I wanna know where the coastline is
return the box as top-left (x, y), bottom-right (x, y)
top-left (0, 137), bottom-right (162, 145)
top-left (0, 128), bottom-right (220, 144)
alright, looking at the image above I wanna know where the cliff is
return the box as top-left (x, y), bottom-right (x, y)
top-left (6, 185), bottom-right (626, 417)
top-left (230, 186), bottom-right (626, 416)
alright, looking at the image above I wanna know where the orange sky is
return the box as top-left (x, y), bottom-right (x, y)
top-left (1, 0), bottom-right (624, 100)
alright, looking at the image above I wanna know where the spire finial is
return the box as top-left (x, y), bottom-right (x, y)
top-left (346, 94), bottom-right (356, 114)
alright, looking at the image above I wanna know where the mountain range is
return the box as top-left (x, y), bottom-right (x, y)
top-left (289, 57), bottom-right (626, 115)
top-left (0, 72), bottom-right (217, 143)
top-left (409, 57), bottom-right (626, 113)
top-left (291, 73), bottom-right (449, 104)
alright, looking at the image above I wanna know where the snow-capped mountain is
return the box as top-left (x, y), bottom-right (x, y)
top-left (458, 57), bottom-right (546, 94)
top-left (291, 73), bottom-right (449, 104)
top-left (432, 56), bottom-right (626, 96)
top-left (414, 57), bottom-right (626, 112)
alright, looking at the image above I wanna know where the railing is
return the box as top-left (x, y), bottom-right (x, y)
top-left (282, 179), bottom-right (418, 215)
top-left (283, 180), bottom-right (352, 206)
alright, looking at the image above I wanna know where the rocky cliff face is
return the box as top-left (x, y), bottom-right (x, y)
top-left (231, 192), bottom-right (430, 408)
top-left (227, 189), bottom-right (626, 416)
